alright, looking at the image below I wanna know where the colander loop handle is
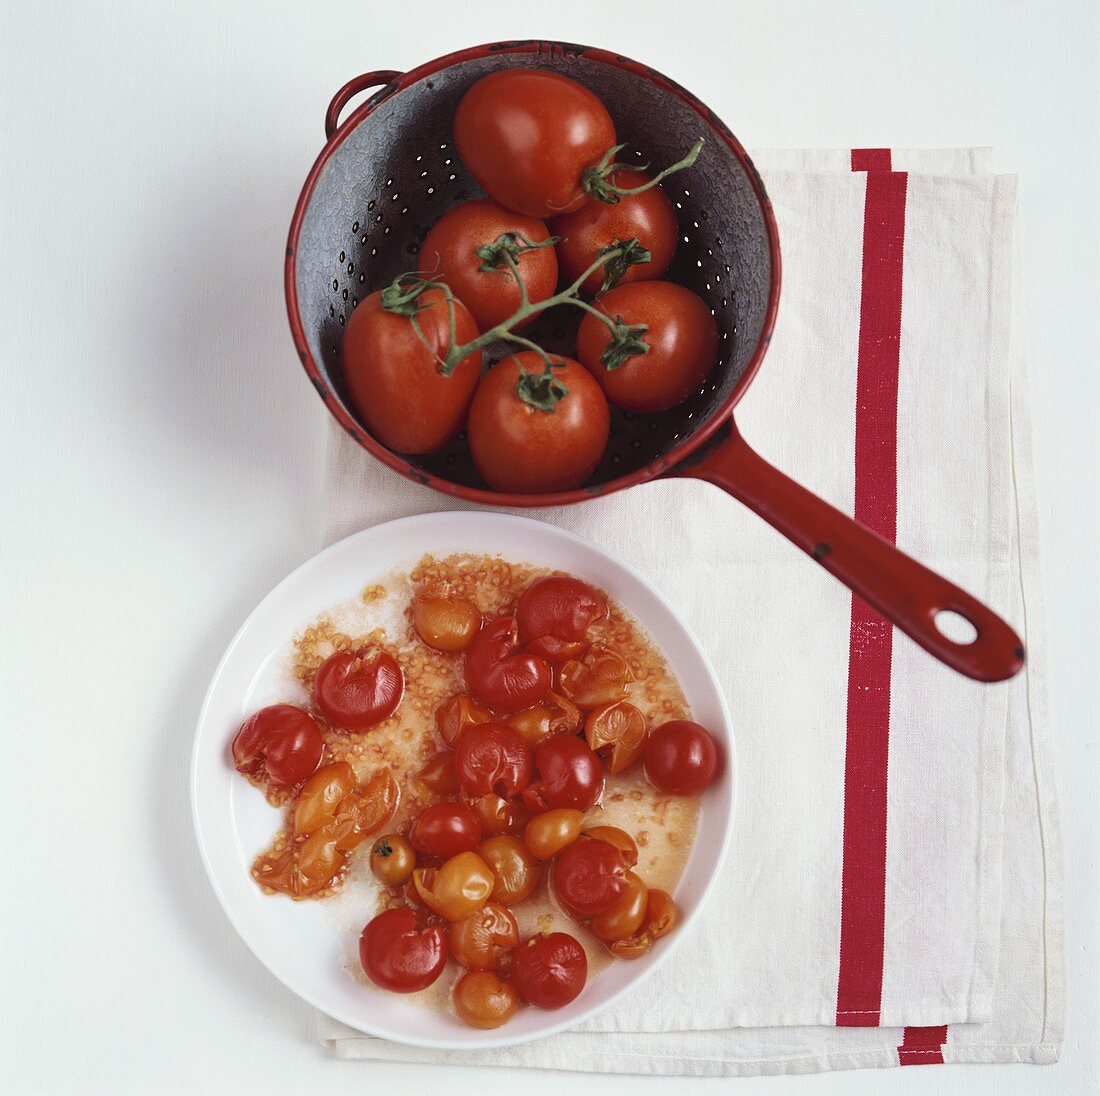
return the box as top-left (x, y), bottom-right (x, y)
top-left (325, 71), bottom-right (403, 140)
top-left (676, 423), bottom-right (1024, 682)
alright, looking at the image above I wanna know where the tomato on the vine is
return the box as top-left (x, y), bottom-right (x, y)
top-left (523, 734), bottom-right (604, 813)
top-left (341, 287), bottom-right (482, 454)
top-left (464, 615), bottom-right (551, 713)
top-left (467, 352), bottom-right (610, 495)
top-left (511, 932), bottom-right (588, 1009)
top-left (550, 170), bottom-right (678, 294)
top-left (232, 704), bottom-right (323, 789)
top-left (454, 70), bottom-right (616, 219)
top-left (644, 720), bottom-right (719, 795)
top-left (576, 280), bottom-right (718, 413)
top-left (552, 836), bottom-right (630, 916)
top-left (312, 648), bottom-right (404, 731)
top-left (408, 801), bottom-right (483, 858)
top-left (455, 722), bottom-right (532, 798)
top-left (359, 908), bottom-right (447, 993)
top-left (517, 576), bottom-right (607, 646)
top-left (420, 199), bottom-right (559, 330)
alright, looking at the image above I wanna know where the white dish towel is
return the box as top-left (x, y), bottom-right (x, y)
top-left (313, 148), bottom-right (1064, 1076)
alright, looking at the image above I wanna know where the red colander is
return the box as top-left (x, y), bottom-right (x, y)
top-left (285, 40), bottom-right (1024, 683)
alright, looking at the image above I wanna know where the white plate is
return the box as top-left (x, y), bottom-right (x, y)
top-left (191, 512), bottom-right (735, 1049)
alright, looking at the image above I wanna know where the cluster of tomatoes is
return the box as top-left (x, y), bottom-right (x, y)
top-left (232, 572), bottom-right (720, 1029)
top-left (340, 67), bottom-right (718, 494)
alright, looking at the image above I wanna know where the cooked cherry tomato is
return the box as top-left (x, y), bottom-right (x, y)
top-left (436, 692), bottom-right (494, 748)
top-left (420, 199), bottom-right (559, 330)
top-left (557, 645), bottom-right (634, 710)
top-left (359, 908), bottom-right (448, 993)
top-left (413, 851), bottom-right (495, 921)
top-left (408, 801), bottom-right (483, 858)
top-left (466, 792), bottom-right (529, 837)
top-left (550, 170), bottom-right (678, 294)
top-left (342, 286), bottom-right (482, 454)
top-left (453, 970), bottom-right (520, 1029)
top-left (512, 932), bottom-right (588, 1009)
top-left (590, 871), bottom-right (649, 942)
top-left (478, 835), bottom-right (540, 905)
top-left (609, 888), bottom-right (678, 959)
top-left (369, 833), bottom-right (416, 886)
top-left (576, 281), bottom-right (718, 413)
top-left (313, 648), bottom-right (404, 731)
top-left (232, 704), bottom-right (323, 789)
top-left (454, 70), bottom-right (616, 219)
top-left (465, 615), bottom-right (551, 713)
top-left (412, 595), bottom-right (481, 652)
top-left (448, 903), bottom-right (519, 970)
top-left (507, 692), bottom-right (582, 747)
top-left (294, 761), bottom-right (358, 836)
top-left (524, 634), bottom-right (588, 664)
top-left (644, 720), bottom-right (719, 795)
top-left (518, 576), bottom-right (608, 645)
top-left (414, 752), bottom-right (460, 797)
top-left (455, 723), bottom-right (532, 798)
top-left (552, 836), bottom-right (629, 916)
top-left (523, 734), bottom-right (604, 813)
top-left (523, 808), bottom-right (585, 861)
top-left (467, 353), bottom-right (610, 495)
top-left (581, 825), bottom-right (638, 868)
top-left (584, 701), bottom-right (648, 774)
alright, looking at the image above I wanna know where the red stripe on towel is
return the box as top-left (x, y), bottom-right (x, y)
top-left (835, 149), bottom-right (908, 1028)
top-left (898, 1025), bottom-right (948, 1065)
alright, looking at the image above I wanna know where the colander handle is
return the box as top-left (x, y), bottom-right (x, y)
top-left (325, 71), bottom-right (403, 140)
top-left (674, 422), bottom-right (1024, 682)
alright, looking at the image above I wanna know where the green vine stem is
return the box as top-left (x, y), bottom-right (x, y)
top-left (583, 137), bottom-right (705, 205)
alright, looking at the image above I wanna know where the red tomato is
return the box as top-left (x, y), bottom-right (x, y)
top-left (467, 353), bottom-right (610, 494)
top-left (455, 723), bottom-right (533, 798)
top-left (408, 801), bottom-right (483, 858)
top-left (313, 648), bottom-right (404, 731)
top-left (644, 720), bottom-right (720, 795)
top-left (522, 734), bottom-right (604, 813)
top-left (550, 171), bottom-right (678, 294)
top-left (517, 575), bottom-right (608, 645)
top-left (341, 286), bottom-right (482, 454)
top-left (576, 281), bottom-right (718, 413)
top-left (511, 932), bottom-right (588, 1009)
top-left (524, 634), bottom-right (588, 664)
top-left (454, 70), bottom-right (616, 219)
top-left (359, 908), bottom-right (447, 993)
top-left (464, 616), bottom-right (551, 713)
top-left (552, 837), bottom-right (630, 916)
top-left (231, 704), bottom-right (323, 789)
top-left (420, 199), bottom-right (558, 331)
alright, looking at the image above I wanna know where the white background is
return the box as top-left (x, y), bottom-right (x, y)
top-left (1, 1), bottom-right (1096, 1093)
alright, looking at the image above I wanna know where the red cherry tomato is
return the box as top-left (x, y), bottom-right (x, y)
top-left (408, 801), bottom-right (483, 858)
top-left (359, 907), bottom-right (447, 993)
top-left (552, 837), bottom-right (630, 916)
top-left (524, 634), bottom-right (588, 664)
top-left (313, 648), bottom-right (404, 731)
top-left (464, 615), bottom-right (551, 713)
top-left (467, 352), bottom-right (610, 495)
top-left (643, 720), bottom-right (720, 795)
top-left (518, 575), bottom-right (608, 645)
top-left (231, 704), bottom-right (323, 789)
top-left (550, 170), bottom-right (678, 294)
top-left (420, 199), bottom-right (558, 331)
top-left (576, 281), bottom-right (718, 413)
top-left (341, 286), bottom-right (482, 454)
top-left (454, 70), bottom-right (616, 219)
top-left (455, 723), bottom-right (533, 798)
top-left (522, 734), bottom-right (604, 813)
top-left (511, 932), bottom-right (588, 1009)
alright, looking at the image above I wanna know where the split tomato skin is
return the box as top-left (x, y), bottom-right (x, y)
top-left (511, 932), bottom-right (588, 1009)
top-left (552, 836), bottom-right (630, 916)
top-left (464, 616), bottom-right (551, 713)
top-left (550, 170), bottom-right (678, 294)
top-left (359, 907), bottom-right (447, 993)
top-left (467, 353), bottom-right (610, 495)
top-left (341, 287), bottom-right (482, 454)
top-left (576, 281), bottom-right (718, 413)
top-left (232, 704), bottom-right (323, 789)
top-left (420, 199), bottom-right (558, 330)
top-left (517, 575), bottom-right (608, 645)
top-left (312, 648), bottom-right (404, 731)
top-left (522, 734), bottom-right (604, 813)
top-left (644, 720), bottom-right (720, 795)
top-left (454, 69), bottom-right (616, 218)
top-left (454, 722), bottom-right (533, 798)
